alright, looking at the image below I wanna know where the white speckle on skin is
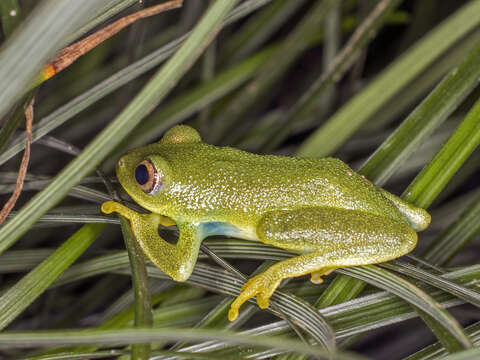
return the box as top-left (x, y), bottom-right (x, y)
top-left (9, 9), bottom-right (17, 16)
top-left (346, 170), bottom-right (352, 176)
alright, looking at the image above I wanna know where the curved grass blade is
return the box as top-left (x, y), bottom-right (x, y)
top-left (382, 260), bottom-right (480, 308)
top-left (60, 251), bottom-right (335, 352)
top-left (117, 215), bottom-right (152, 359)
top-left (6, 213), bottom-right (118, 227)
top-left (340, 265), bottom-right (472, 349)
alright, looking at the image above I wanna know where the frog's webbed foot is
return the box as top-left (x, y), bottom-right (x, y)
top-left (228, 270), bottom-right (281, 322)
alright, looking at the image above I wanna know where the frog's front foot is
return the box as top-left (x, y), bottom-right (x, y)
top-left (101, 201), bottom-right (137, 220)
top-left (101, 201), bottom-right (176, 227)
top-left (228, 271), bottom-right (281, 321)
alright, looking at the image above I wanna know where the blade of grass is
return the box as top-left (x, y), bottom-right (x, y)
top-left (0, 0), bottom-right (239, 254)
top-left (0, 223), bottom-right (105, 330)
top-left (0, 327), bottom-right (339, 359)
top-left (118, 217), bottom-right (152, 360)
top-left (297, 0), bottom-right (480, 157)
top-left (402, 96), bottom-right (480, 208)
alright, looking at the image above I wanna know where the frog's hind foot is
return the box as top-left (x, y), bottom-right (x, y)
top-left (228, 272), bottom-right (281, 322)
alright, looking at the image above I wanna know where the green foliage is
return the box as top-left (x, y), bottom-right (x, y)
top-left (0, 0), bottom-right (479, 359)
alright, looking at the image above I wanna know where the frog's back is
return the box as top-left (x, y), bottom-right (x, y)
top-left (162, 143), bottom-right (406, 226)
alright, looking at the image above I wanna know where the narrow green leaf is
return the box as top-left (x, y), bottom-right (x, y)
top-left (0, 327), bottom-right (337, 359)
top-left (438, 348), bottom-right (480, 360)
top-left (0, 223), bottom-right (105, 330)
top-left (118, 216), bottom-right (152, 360)
top-left (403, 96), bottom-right (480, 208)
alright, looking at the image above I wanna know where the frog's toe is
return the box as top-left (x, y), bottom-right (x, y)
top-left (228, 289), bottom-right (253, 322)
top-left (228, 272), bottom-right (284, 321)
top-left (310, 272), bottom-right (324, 284)
top-left (228, 303), bottom-right (240, 322)
top-left (256, 279), bottom-right (281, 309)
top-left (101, 201), bottom-right (119, 214)
top-left (310, 268), bottom-right (336, 284)
top-left (101, 201), bottom-right (137, 220)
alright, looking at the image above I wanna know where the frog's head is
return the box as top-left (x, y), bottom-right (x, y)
top-left (115, 125), bottom-right (202, 214)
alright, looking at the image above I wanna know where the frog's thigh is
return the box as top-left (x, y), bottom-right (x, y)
top-left (257, 207), bottom-right (417, 263)
top-left (229, 208), bottom-right (417, 321)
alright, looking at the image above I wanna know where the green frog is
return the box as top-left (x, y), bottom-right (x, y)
top-left (102, 125), bottom-right (430, 321)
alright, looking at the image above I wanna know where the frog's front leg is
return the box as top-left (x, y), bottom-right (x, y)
top-left (228, 207), bottom-right (417, 321)
top-left (102, 201), bottom-right (202, 281)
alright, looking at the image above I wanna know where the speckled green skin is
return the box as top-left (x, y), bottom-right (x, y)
top-left (101, 125), bottom-right (431, 321)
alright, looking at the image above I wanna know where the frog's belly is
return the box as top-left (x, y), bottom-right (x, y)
top-left (199, 221), bottom-right (259, 241)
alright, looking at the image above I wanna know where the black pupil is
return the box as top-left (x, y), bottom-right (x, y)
top-left (135, 164), bottom-right (150, 185)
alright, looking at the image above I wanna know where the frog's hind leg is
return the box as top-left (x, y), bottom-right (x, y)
top-left (228, 207), bottom-right (417, 321)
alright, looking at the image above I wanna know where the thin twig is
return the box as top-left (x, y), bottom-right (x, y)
top-left (42, 0), bottom-right (184, 80)
top-left (0, 98), bottom-right (34, 224)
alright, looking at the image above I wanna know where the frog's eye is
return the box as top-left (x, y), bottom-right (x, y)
top-left (135, 159), bottom-right (162, 194)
